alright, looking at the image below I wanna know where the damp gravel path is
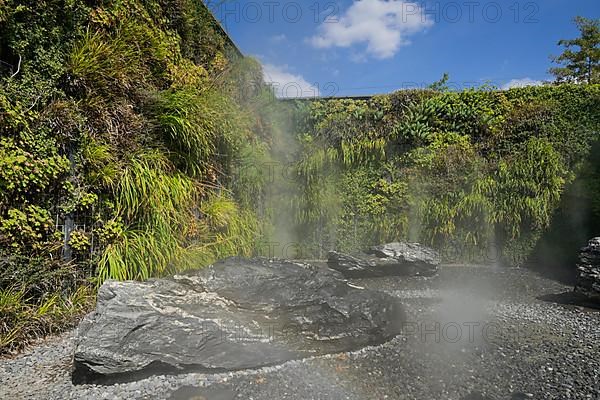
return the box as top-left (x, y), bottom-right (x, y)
top-left (1, 266), bottom-right (599, 400)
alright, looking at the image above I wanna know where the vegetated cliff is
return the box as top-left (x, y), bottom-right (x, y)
top-left (0, 0), bottom-right (280, 352)
top-left (287, 85), bottom-right (600, 267)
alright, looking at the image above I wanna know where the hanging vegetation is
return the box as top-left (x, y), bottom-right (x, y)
top-left (289, 85), bottom-right (600, 265)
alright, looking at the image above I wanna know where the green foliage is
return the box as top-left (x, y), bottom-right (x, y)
top-left (150, 88), bottom-right (241, 176)
top-left (0, 1), bottom-right (91, 106)
top-left (95, 219), bottom-right (125, 246)
top-left (408, 132), bottom-right (492, 249)
top-left (292, 85), bottom-right (600, 265)
top-left (0, 137), bottom-right (70, 204)
top-left (68, 7), bottom-right (177, 96)
top-left (493, 138), bottom-right (566, 236)
top-left (228, 141), bottom-right (271, 209)
top-left (69, 230), bottom-right (91, 253)
top-left (428, 73), bottom-right (451, 92)
top-left (79, 136), bottom-right (119, 187)
top-left (490, 138), bottom-right (567, 265)
top-left (0, 206), bottom-right (56, 253)
top-left (98, 150), bottom-right (198, 281)
top-left (152, 0), bottom-right (231, 68)
top-left (336, 166), bottom-right (409, 251)
top-left (0, 255), bottom-right (93, 354)
top-left (0, 284), bottom-right (93, 354)
top-left (196, 193), bottom-right (260, 260)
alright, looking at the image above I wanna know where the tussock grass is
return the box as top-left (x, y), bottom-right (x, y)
top-left (97, 150), bottom-right (261, 281)
top-left (69, 15), bottom-right (175, 95)
top-left (98, 150), bottom-right (198, 281)
top-left (0, 285), bottom-right (94, 355)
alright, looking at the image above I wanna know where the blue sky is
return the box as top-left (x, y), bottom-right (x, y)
top-left (209, 0), bottom-right (600, 97)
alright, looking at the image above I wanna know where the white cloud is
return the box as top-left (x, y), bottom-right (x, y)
top-left (262, 63), bottom-right (319, 98)
top-left (309, 0), bottom-right (433, 60)
top-left (269, 34), bottom-right (287, 43)
top-left (502, 78), bottom-right (544, 90)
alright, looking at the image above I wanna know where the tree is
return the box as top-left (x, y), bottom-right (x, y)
top-left (550, 16), bottom-right (600, 84)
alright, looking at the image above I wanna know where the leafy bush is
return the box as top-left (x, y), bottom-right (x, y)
top-left (0, 206), bottom-right (56, 253)
top-left (0, 138), bottom-right (69, 204)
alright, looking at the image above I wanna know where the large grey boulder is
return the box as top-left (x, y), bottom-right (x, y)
top-left (72, 257), bottom-right (405, 384)
top-left (328, 242), bottom-right (440, 278)
top-left (574, 237), bottom-right (600, 301)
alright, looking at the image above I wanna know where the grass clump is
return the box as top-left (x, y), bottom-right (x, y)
top-left (0, 256), bottom-right (94, 355)
top-left (98, 150), bottom-right (199, 281)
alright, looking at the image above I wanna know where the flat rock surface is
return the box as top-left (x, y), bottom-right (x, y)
top-left (2, 265), bottom-right (600, 399)
top-left (72, 257), bottom-right (404, 384)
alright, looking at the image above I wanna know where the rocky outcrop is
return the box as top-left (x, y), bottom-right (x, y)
top-left (72, 257), bottom-right (405, 384)
top-left (328, 242), bottom-right (440, 278)
top-left (574, 237), bottom-right (600, 302)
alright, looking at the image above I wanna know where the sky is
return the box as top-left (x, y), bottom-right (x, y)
top-left (209, 0), bottom-right (600, 97)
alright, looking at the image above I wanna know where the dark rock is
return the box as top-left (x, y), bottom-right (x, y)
top-left (328, 242), bottom-right (440, 278)
top-left (327, 252), bottom-right (384, 275)
top-left (72, 257), bottom-right (405, 384)
top-left (574, 237), bottom-right (600, 302)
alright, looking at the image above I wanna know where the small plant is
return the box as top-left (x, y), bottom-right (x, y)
top-left (95, 219), bottom-right (124, 245)
top-left (69, 230), bottom-right (91, 253)
top-left (0, 137), bottom-right (70, 203)
top-left (0, 206), bottom-right (55, 253)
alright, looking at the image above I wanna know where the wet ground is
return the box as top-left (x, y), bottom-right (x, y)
top-left (1, 265), bottom-right (599, 400)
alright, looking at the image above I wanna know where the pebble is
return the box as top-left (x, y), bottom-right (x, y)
top-left (0, 266), bottom-right (598, 400)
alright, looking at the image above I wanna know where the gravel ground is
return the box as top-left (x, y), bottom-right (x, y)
top-left (1, 266), bottom-right (599, 400)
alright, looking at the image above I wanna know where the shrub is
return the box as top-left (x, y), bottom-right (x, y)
top-left (0, 206), bottom-right (56, 254)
